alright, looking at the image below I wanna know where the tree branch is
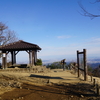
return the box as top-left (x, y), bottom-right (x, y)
top-left (78, 1), bottom-right (100, 19)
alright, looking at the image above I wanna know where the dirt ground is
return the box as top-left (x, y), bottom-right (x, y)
top-left (0, 69), bottom-right (100, 100)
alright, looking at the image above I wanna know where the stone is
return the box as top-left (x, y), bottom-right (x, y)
top-left (20, 87), bottom-right (22, 89)
top-left (71, 95), bottom-right (73, 98)
top-left (81, 95), bottom-right (84, 98)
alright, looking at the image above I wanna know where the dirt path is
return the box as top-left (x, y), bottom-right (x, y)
top-left (0, 69), bottom-right (99, 100)
top-left (0, 82), bottom-right (98, 100)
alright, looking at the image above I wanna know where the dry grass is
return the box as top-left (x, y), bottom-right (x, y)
top-left (0, 68), bottom-right (100, 99)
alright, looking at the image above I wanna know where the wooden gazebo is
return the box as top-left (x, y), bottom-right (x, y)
top-left (0, 40), bottom-right (41, 69)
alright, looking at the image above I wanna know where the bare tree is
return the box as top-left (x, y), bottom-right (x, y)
top-left (0, 22), bottom-right (18, 59)
top-left (0, 22), bottom-right (18, 45)
top-left (1, 30), bottom-right (18, 45)
top-left (0, 22), bottom-right (7, 43)
top-left (78, 0), bottom-right (100, 19)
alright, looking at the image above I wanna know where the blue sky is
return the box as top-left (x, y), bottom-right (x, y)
top-left (0, 0), bottom-right (100, 63)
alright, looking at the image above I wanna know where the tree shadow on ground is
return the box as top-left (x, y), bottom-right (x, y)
top-left (30, 74), bottom-right (63, 79)
top-left (21, 82), bottom-right (99, 99)
top-left (0, 82), bottom-right (99, 100)
top-left (64, 83), bottom-right (96, 97)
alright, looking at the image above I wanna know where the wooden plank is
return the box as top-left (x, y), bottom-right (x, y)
top-left (77, 52), bottom-right (84, 54)
top-left (79, 68), bottom-right (84, 71)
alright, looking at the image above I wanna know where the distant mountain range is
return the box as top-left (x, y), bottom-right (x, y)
top-left (88, 63), bottom-right (100, 68)
top-left (87, 58), bottom-right (100, 68)
top-left (43, 58), bottom-right (100, 68)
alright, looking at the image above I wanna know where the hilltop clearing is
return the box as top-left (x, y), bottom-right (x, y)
top-left (0, 69), bottom-right (99, 100)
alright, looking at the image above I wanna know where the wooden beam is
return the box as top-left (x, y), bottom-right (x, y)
top-left (77, 50), bottom-right (80, 77)
top-left (26, 50), bottom-right (30, 54)
top-left (15, 51), bottom-right (19, 55)
top-left (83, 49), bottom-right (88, 81)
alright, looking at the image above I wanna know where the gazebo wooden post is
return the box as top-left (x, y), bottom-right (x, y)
top-left (26, 50), bottom-right (36, 66)
top-left (2, 52), bottom-right (7, 69)
top-left (32, 51), bottom-right (34, 66)
top-left (34, 51), bottom-right (37, 65)
top-left (11, 51), bottom-right (16, 65)
top-left (11, 51), bottom-right (13, 65)
top-left (29, 51), bottom-right (32, 66)
top-left (12, 51), bottom-right (16, 64)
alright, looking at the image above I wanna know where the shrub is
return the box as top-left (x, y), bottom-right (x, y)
top-left (36, 59), bottom-right (42, 66)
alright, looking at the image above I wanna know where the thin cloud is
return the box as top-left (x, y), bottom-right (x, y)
top-left (85, 37), bottom-right (100, 45)
top-left (57, 35), bottom-right (71, 39)
top-left (91, 38), bottom-right (100, 43)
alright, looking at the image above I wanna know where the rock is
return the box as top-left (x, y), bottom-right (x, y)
top-left (21, 97), bottom-right (24, 99)
top-left (61, 91), bottom-right (66, 94)
top-left (81, 95), bottom-right (84, 98)
top-left (20, 87), bottom-right (22, 89)
top-left (71, 95), bottom-right (73, 98)
top-left (18, 97), bottom-right (22, 99)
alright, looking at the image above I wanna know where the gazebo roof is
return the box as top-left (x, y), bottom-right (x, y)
top-left (0, 40), bottom-right (41, 51)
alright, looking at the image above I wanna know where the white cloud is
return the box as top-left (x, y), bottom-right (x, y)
top-left (57, 35), bottom-right (71, 39)
top-left (38, 37), bottom-right (100, 61)
top-left (85, 37), bottom-right (100, 45)
top-left (38, 46), bottom-right (78, 58)
top-left (87, 46), bottom-right (100, 55)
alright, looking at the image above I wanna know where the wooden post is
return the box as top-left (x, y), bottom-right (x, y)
top-left (96, 84), bottom-right (100, 96)
top-left (61, 59), bottom-right (66, 71)
top-left (14, 51), bottom-right (19, 65)
top-left (83, 49), bottom-right (88, 81)
top-left (90, 75), bottom-right (92, 82)
top-left (77, 50), bottom-right (80, 77)
top-left (11, 51), bottom-right (14, 65)
top-left (93, 79), bottom-right (96, 86)
top-left (2, 53), bottom-right (7, 69)
top-left (91, 75), bottom-right (92, 82)
top-left (29, 51), bottom-right (32, 66)
top-left (34, 51), bottom-right (37, 65)
top-left (26, 50), bottom-right (34, 67)
top-left (13, 51), bottom-right (16, 64)
top-left (2, 56), bottom-right (4, 69)
top-left (32, 51), bottom-right (34, 66)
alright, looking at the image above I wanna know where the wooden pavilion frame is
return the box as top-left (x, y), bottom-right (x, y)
top-left (77, 49), bottom-right (88, 81)
top-left (0, 40), bottom-right (41, 69)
